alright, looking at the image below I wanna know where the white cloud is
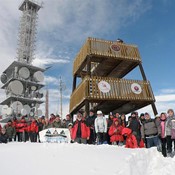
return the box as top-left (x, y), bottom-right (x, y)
top-left (32, 57), bottom-right (70, 68)
top-left (159, 89), bottom-right (175, 94)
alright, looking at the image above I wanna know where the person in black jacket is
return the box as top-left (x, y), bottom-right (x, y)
top-left (0, 128), bottom-right (8, 144)
top-left (86, 109), bottom-right (96, 144)
top-left (128, 112), bottom-right (141, 146)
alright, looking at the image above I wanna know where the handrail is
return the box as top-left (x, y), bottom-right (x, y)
top-left (73, 37), bottom-right (141, 75)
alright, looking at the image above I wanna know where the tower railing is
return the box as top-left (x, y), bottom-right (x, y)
top-left (73, 37), bottom-right (142, 76)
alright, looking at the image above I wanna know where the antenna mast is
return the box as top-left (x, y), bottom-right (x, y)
top-left (58, 76), bottom-right (65, 120)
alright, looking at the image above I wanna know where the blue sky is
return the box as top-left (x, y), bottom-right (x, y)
top-left (0, 0), bottom-right (175, 117)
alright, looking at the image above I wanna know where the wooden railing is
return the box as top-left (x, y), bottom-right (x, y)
top-left (70, 76), bottom-right (155, 113)
top-left (73, 37), bottom-right (141, 75)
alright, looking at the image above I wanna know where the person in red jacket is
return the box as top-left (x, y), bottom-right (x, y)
top-left (122, 128), bottom-right (138, 148)
top-left (108, 118), bottom-right (124, 145)
top-left (71, 112), bottom-right (90, 144)
top-left (16, 117), bottom-right (28, 142)
top-left (12, 117), bottom-right (18, 141)
top-left (28, 118), bottom-right (38, 142)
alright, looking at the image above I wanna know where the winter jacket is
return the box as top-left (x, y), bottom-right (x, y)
top-left (37, 122), bottom-right (43, 132)
top-left (71, 120), bottom-right (90, 140)
top-left (165, 115), bottom-right (175, 136)
top-left (28, 121), bottom-right (38, 133)
top-left (4, 124), bottom-right (16, 139)
top-left (86, 115), bottom-right (96, 129)
top-left (66, 120), bottom-right (73, 128)
top-left (16, 120), bottom-right (28, 132)
top-left (141, 119), bottom-right (160, 138)
top-left (95, 116), bottom-right (107, 133)
top-left (12, 121), bottom-right (18, 132)
top-left (160, 119), bottom-right (166, 138)
top-left (52, 121), bottom-right (62, 128)
top-left (128, 117), bottom-right (141, 133)
top-left (122, 128), bottom-right (138, 148)
top-left (108, 120), bottom-right (124, 142)
top-left (43, 124), bottom-right (52, 130)
top-left (107, 119), bottom-right (113, 129)
top-left (0, 133), bottom-right (8, 143)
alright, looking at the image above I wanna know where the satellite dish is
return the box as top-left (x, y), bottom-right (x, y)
top-left (35, 109), bottom-right (42, 116)
top-left (33, 71), bottom-right (44, 82)
top-left (19, 67), bottom-right (30, 79)
top-left (6, 107), bottom-right (13, 115)
top-left (23, 105), bottom-right (31, 114)
top-left (9, 80), bottom-right (24, 95)
top-left (11, 101), bottom-right (23, 113)
top-left (31, 86), bottom-right (37, 91)
top-left (21, 108), bottom-right (27, 116)
top-left (1, 73), bottom-right (7, 84)
top-left (30, 112), bottom-right (34, 116)
top-left (1, 105), bottom-right (9, 115)
top-left (38, 89), bottom-right (44, 94)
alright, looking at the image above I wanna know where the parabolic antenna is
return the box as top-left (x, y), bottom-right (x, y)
top-left (1, 73), bottom-right (7, 84)
top-left (1, 105), bottom-right (9, 115)
top-left (33, 71), bottom-right (44, 82)
top-left (21, 108), bottom-right (27, 116)
top-left (6, 107), bottom-right (13, 115)
top-left (23, 104), bottom-right (31, 114)
top-left (30, 112), bottom-right (34, 116)
top-left (9, 80), bottom-right (24, 95)
top-left (19, 67), bottom-right (30, 79)
top-left (31, 86), bottom-right (37, 91)
top-left (11, 101), bottom-right (23, 113)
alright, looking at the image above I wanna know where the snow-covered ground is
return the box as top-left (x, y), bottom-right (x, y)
top-left (0, 143), bottom-right (175, 175)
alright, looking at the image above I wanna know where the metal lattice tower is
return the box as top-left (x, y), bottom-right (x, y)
top-left (0, 0), bottom-right (45, 118)
top-left (17, 0), bottom-right (42, 64)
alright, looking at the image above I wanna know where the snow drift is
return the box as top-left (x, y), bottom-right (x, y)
top-left (0, 143), bottom-right (175, 175)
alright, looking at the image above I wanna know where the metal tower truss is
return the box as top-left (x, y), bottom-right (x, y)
top-left (0, 0), bottom-right (45, 118)
top-left (17, 0), bottom-right (42, 64)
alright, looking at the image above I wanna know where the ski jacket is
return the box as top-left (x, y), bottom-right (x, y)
top-left (16, 120), bottom-right (28, 133)
top-left (0, 124), bottom-right (1, 132)
top-left (108, 121), bottom-right (124, 142)
top-left (28, 121), bottom-right (38, 133)
top-left (108, 119), bottom-right (124, 142)
top-left (71, 120), bottom-right (90, 140)
top-left (4, 124), bottom-right (16, 139)
top-left (160, 119), bottom-right (166, 138)
top-left (95, 116), bottom-right (107, 133)
top-left (86, 115), bottom-right (96, 129)
top-left (141, 119), bottom-right (160, 138)
top-left (52, 121), bottom-right (62, 128)
top-left (128, 117), bottom-right (141, 133)
top-left (122, 128), bottom-right (138, 148)
top-left (0, 133), bottom-right (8, 143)
top-left (165, 115), bottom-right (175, 136)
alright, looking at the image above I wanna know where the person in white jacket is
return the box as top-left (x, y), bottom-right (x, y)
top-left (95, 110), bottom-right (107, 144)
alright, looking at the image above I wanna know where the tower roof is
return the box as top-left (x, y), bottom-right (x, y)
top-left (19, 0), bottom-right (42, 11)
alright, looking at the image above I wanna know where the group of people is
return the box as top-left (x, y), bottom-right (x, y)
top-left (0, 113), bottom-right (72, 143)
top-left (69, 109), bottom-right (175, 157)
top-left (0, 108), bottom-right (175, 157)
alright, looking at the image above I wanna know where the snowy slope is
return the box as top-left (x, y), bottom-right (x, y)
top-left (0, 143), bottom-right (175, 175)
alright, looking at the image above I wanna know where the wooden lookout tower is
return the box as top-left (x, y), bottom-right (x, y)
top-left (70, 37), bottom-right (157, 115)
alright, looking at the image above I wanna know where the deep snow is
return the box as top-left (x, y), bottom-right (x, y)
top-left (0, 143), bottom-right (175, 175)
